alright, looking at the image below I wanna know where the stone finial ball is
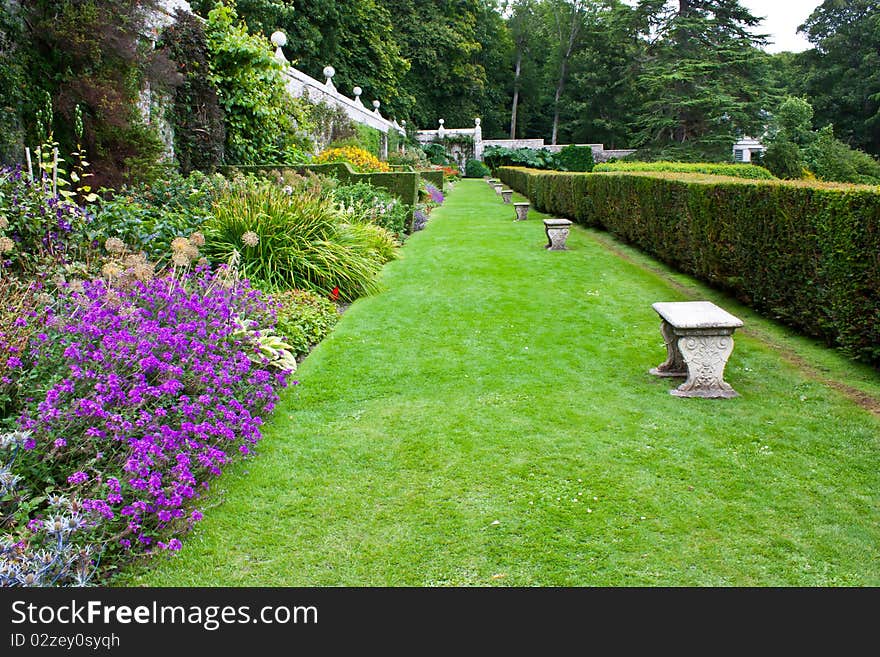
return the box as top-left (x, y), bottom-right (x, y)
top-left (353, 86), bottom-right (362, 97)
top-left (270, 31), bottom-right (287, 47)
top-left (475, 118), bottom-right (481, 126)
top-left (373, 100), bottom-right (381, 109)
top-left (323, 66), bottom-right (335, 79)
top-left (438, 119), bottom-right (445, 126)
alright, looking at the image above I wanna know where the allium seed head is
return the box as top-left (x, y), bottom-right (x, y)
top-left (104, 237), bottom-right (125, 254)
top-left (241, 231), bottom-right (259, 248)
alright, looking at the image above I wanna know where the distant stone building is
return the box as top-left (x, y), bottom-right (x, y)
top-left (733, 136), bottom-right (766, 163)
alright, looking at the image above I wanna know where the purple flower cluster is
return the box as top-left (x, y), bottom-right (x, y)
top-left (10, 265), bottom-right (292, 553)
top-left (424, 183), bottom-right (445, 205)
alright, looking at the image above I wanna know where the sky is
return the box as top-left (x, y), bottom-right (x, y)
top-left (739, 0), bottom-right (824, 53)
top-left (617, 1), bottom-right (825, 54)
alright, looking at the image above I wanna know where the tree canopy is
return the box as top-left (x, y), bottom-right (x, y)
top-left (1, 0), bottom-right (878, 170)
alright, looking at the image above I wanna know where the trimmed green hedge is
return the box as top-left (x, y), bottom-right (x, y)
top-left (418, 169), bottom-right (444, 191)
top-left (223, 163), bottom-right (420, 206)
top-left (498, 166), bottom-right (880, 365)
top-left (593, 161), bottom-right (776, 180)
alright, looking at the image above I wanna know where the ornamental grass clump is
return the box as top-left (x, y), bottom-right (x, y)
top-left (0, 265), bottom-right (293, 583)
top-left (204, 177), bottom-right (397, 301)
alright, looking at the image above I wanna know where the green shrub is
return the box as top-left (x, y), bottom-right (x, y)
top-left (355, 124), bottom-right (382, 157)
top-left (420, 143), bottom-right (449, 166)
top-left (498, 166), bottom-right (880, 365)
top-left (388, 149), bottom-right (428, 170)
top-left (224, 163), bottom-right (422, 207)
top-left (271, 288), bottom-right (340, 357)
top-left (89, 171), bottom-right (225, 263)
top-left (332, 181), bottom-right (410, 238)
top-left (464, 159), bottom-right (491, 178)
top-left (758, 139), bottom-right (805, 180)
top-left (553, 145), bottom-right (594, 172)
top-left (325, 122), bottom-right (387, 159)
top-left (418, 170), bottom-right (445, 192)
top-left (204, 176), bottom-right (396, 300)
top-left (593, 160), bottom-right (776, 180)
top-left (205, 2), bottom-right (312, 164)
top-left (805, 127), bottom-right (880, 185)
top-left (482, 146), bottom-right (556, 171)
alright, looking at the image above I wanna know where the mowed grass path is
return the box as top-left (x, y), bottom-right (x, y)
top-left (126, 179), bottom-right (880, 586)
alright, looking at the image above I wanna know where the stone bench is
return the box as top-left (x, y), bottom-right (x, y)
top-left (494, 184), bottom-right (504, 196)
top-left (501, 189), bottom-right (513, 203)
top-left (649, 301), bottom-right (743, 398)
top-left (543, 218), bottom-right (572, 250)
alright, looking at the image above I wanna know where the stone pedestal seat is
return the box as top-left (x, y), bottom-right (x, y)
top-left (649, 301), bottom-right (744, 399)
top-left (543, 218), bottom-right (572, 250)
top-left (513, 202), bottom-right (530, 221)
top-left (501, 189), bottom-right (513, 203)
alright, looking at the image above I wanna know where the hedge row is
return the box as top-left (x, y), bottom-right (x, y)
top-left (592, 160), bottom-right (776, 180)
top-left (498, 166), bottom-right (880, 366)
top-left (418, 169), bottom-right (445, 192)
top-left (224, 163), bottom-right (421, 206)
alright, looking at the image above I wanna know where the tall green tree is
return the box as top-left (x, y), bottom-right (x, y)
top-left (544, 0), bottom-right (590, 144)
top-left (632, 0), bottom-right (771, 158)
top-left (380, 0), bottom-right (497, 130)
top-left (507, 0), bottom-right (536, 138)
top-left (798, 0), bottom-right (880, 156)
top-left (563, 0), bottom-right (641, 148)
top-left (191, 0), bottom-right (412, 121)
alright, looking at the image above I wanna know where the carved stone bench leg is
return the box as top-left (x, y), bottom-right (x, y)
top-left (672, 333), bottom-right (739, 398)
top-left (649, 320), bottom-right (688, 377)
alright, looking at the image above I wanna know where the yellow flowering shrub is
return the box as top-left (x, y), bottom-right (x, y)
top-left (314, 146), bottom-right (391, 173)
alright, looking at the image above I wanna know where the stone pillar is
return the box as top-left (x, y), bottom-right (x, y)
top-left (474, 118), bottom-right (483, 161)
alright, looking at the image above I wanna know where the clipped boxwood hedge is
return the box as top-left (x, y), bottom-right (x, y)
top-left (418, 169), bottom-right (445, 192)
top-left (593, 160), bottom-right (776, 180)
top-left (498, 166), bottom-right (880, 366)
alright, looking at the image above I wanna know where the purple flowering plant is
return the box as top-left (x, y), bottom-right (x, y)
top-left (1, 263), bottom-right (293, 578)
top-left (423, 183), bottom-right (445, 206)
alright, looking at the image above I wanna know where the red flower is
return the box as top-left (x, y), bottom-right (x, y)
top-left (330, 286), bottom-right (340, 301)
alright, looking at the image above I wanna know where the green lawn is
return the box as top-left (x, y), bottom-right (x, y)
top-left (121, 178), bottom-right (880, 586)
